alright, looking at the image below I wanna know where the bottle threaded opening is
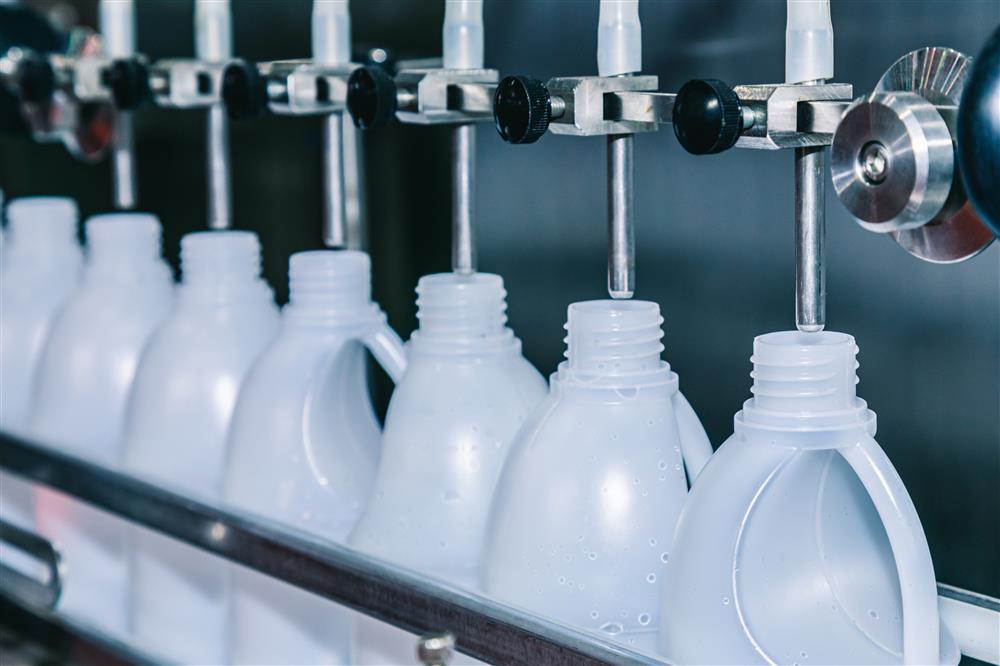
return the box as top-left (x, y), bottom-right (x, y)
top-left (413, 272), bottom-right (510, 344)
top-left (563, 300), bottom-right (665, 378)
top-left (286, 250), bottom-right (373, 322)
top-left (746, 330), bottom-right (859, 418)
top-left (180, 230), bottom-right (262, 285)
top-left (6, 197), bottom-right (78, 246)
top-left (85, 213), bottom-right (162, 265)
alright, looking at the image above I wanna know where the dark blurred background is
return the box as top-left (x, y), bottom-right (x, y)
top-left (1, 0), bottom-right (997, 601)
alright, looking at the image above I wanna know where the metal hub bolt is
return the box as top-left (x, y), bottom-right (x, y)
top-left (859, 141), bottom-right (889, 185)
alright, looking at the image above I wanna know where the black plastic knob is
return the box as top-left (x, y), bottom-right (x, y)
top-left (107, 58), bottom-right (149, 110)
top-left (672, 79), bottom-right (743, 155)
top-left (493, 76), bottom-right (551, 144)
top-left (16, 53), bottom-right (54, 104)
top-left (958, 26), bottom-right (1000, 237)
top-left (221, 59), bottom-right (266, 120)
top-left (346, 65), bottom-right (396, 130)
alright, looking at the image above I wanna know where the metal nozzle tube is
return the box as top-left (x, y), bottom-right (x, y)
top-left (451, 123), bottom-right (477, 274)
top-left (322, 113), bottom-right (348, 248)
top-left (794, 143), bottom-right (826, 331)
top-left (206, 104), bottom-right (232, 230)
top-left (607, 133), bottom-right (635, 299)
top-left (111, 110), bottom-right (137, 209)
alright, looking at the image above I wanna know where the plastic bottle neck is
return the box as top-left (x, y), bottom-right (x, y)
top-left (284, 250), bottom-right (380, 328)
top-left (556, 299), bottom-right (673, 392)
top-left (84, 213), bottom-right (170, 281)
top-left (4, 197), bottom-right (80, 257)
top-left (178, 230), bottom-right (271, 305)
top-left (410, 272), bottom-right (515, 354)
top-left (739, 330), bottom-right (873, 432)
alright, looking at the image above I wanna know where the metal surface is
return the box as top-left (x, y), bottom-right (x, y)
top-left (262, 60), bottom-right (355, 115)
top-left (110, 109), bottom-right (137, 209)
top-left (343, 117), bottom-right (365, 250)
top-left (831, 92), bottom-right (955, 234)
top-left (795, 143), bottom-right (826, 331)
top-left (607, 133), bottom-right (635, 299)
top-left (731, 82), bottom-right (852, 150)
top-left (876, 47), bottom-right (994, 263)
top-left (394, 68), bottom-right (498, 125)
top-left (604, 91), bottom-right (675, 124)
top-left (0, 519), bottom-right (61, 610)
top-left (418, 632), bottom-right (456, 666)
top-left (451, 123), bottom-right (477, 274)
top-left (206, 103), bottom-right (232, 229)
top-left (0, 433), bottom-right (659, 665)
top-left (322, 113), bottom-right (347, 248)
top-left (797, 99), bottom-right (849, 135)
top-left (546, 75), bottom-right (659, 136)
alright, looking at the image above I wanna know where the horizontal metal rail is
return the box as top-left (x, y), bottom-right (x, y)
top-left (0, 432), bottom-right (659, 666)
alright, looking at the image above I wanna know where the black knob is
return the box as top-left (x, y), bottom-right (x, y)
top-left (958, 26), bottom-right (1000, 237)
top-left (346, 65), bottom-right (396, 130)
top-left (107, 58), bottom-right (149, 110)
top-left (16, 53), bottom-right (54, 104)
top-left (493, 76), bottom-right (551, 144)
top-left (672, 79), bottom-right (743, 155)
top-left (221, 59), bottom-right (266, 120)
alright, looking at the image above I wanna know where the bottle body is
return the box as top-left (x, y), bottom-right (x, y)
top-left (224, 250), bottom-right (402, 665)
top-left (0, 197), bottom-right (81, 562)
top-left (349, 272), bottom-right (547, 665)
top-left (29, 213), bottom-right (173, 638)
top-left (659, 331), bottom-right (957, 665)
top-left (483, 300), bottom-right (694, 653)
top-left (123, 231), bottom-right (277, 664)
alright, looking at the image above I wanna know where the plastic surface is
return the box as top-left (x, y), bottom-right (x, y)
top-left (597, 0), bottom-right (641, 77)
top-left (122, 230), bottom-right (278, 664)
top-left (785, 0), bottom-right (833, 84)
top-left (493, 76), bottom-right (551, 145)
top-left (483, 300), bottom-right (709, 652)
top-left (195, 0), bottom-right (232, 62)
top-left (659, 331), bottom-right (958, 666)
top-left (347, 66), bottom-right (397, 130)
top-left (28, 213), bottom-right (173, 638)
top-left (672, 79), bottom-right (742, 155)
top-left (223, 250), bottom-right (406, 665)
top-left (221, 59), bottom-right (266, 120)
top-left (350, 272), bottom-right (547, 665)
top-left (312, 0), bottom-right (350, 65)
top-left (958, 25), bottom-right (1000, 236)
top-left (0, 197), bottom-right (81, 539)
top-left (98, 0), bottom-right (135, 58)
top-left (443, 0), bottom-right (484, 70)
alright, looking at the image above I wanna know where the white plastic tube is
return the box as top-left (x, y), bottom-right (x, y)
top-left (785, 0), bottom-right (833, 83)
top-left (99, 0), bottom-right (135, 58)
top-left (442, 0), bottom-right (484, 70)
top-left (312, 0), bottom-right (350, 65)
top-left (195, 0), bottom-right (232, 62)
top-left (597, 0), bottom-right (641, 77)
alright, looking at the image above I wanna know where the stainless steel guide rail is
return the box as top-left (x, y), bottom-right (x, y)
top-left (0, 431), bottom-right (657, 666)
top-left (1, 431), bottom-right (998, 666)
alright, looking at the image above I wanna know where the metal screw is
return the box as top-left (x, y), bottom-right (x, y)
top-left (417, 632), bottom-right (455, 666)
top-left (859, 141), bottom-right (889, 185)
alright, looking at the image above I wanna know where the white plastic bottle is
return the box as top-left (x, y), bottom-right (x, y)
top-left (29, 213), bottom-right (173, 637)
top-left (0, 197), bottom-right (82, 535)
top-left (349, 272), bottom-right (547, 665)
top-left (659, 331), bottom-right (959, 665)
top-left (483, 299), bottom-right (708, 653)
top-left (223, 250), bottom-right (406, 665)
top-left (123, 230), bottom-right (278, 664)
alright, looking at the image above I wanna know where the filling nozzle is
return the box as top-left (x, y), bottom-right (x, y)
top-left (313, 0), bottom-right (351, 249)
top-left (787, 0), bottom-right (831, 332)
top-left (196, 0), bottom-right (233, 230)
top-left (100, 0), bottom-right (138, 209)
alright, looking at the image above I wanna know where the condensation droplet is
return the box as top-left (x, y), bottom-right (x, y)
top-left (722, 596), bottom-right (731, 605)
top-left (647, 573), bottom-right (656, 583)
top-left (661, 552), bottom-right (670, 563)
top-left (599, 622), bottom-right (623, 636)
top-left (588, 552), bottom-right (598, 561)
top-left (675, 464), bottom-right (682, 471)
top-left (638, 613), bottom-right (651, 626)
top-left (800, 651), bottom-right (809, 659)
top-left (558, 576), bottom-right (566, 585)
top-left (633, 477), bottom-right (640, 485)
top-left (658, 460), bottom-right (668, 470)
top-left (590, 610), bottom-right (599, 620)
top-left (868, 609), bottom-right (879, 619)
top-left (649, 538), bottom-right (657, 546)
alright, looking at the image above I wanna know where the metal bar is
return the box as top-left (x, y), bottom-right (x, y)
top-left (322, 113), bottom-right (347, 248)
top-left (206, 103), bottom-right (232, 230)
top-left (110, 110), bottom-right (137, 209)
top-left (449, 83), bottom-right (497, 114)
top-left (607, 133), bottom-right (635, 299)
top-left (605, 91), bottom-right (675, 124)
top-left (0, 433), bottom-right (653, 666)
top-left (451, 123), bottom-right (477, 274)
top-left (342, 116), bottom-right (365, 251)
top-left (794, 144), bottom-right (825, 331)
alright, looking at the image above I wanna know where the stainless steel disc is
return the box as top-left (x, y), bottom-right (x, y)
top-left (877, 47), bottom-right (994, 262)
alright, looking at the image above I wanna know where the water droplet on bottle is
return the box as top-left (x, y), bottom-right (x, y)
top-left (658, 460), bottom-right (668, 470)
top-left (646, 573), bottom-right (656, 583)
top-left (590, 610), bottom-right (599, 620)
top-left (633, 477), bottom-right (640, 485)
top-left (638, 613), bottom-right (651, 626)
top-left (649, 538), bottom-right (657, 546)
top-left (558, 576), bottom-right (566, 585)
top-left (675, 464), bottom-right (682, 471)
top-left (661, 552), bottom-right (670, 563)
top-left (588, 552), bottom-right (598, 561)
top-left (868, 609), bottom-right (879, 619)
top-left (599, 622), bottom-right (623, 636)
top-left (673, 445), bottom-right (680, 453)
top-left (800, 651), bottom-right (809, 659)
top-left (722, 596), bottom-right (730, 605)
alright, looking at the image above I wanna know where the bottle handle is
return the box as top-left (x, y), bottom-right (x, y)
top-left (672, 390), bottom-right (713, 485)
top-left (839, 436), bottom-right (940, 665)
top-left (358, 316), bottom-right (407, 384)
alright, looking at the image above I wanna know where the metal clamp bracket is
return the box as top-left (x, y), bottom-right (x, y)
top-left (149, 58), bottom-right (227, 109)
top-left (395, 67), bottom-right (498, 125)
top-left (547, 74), bottom-right (659, 136)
